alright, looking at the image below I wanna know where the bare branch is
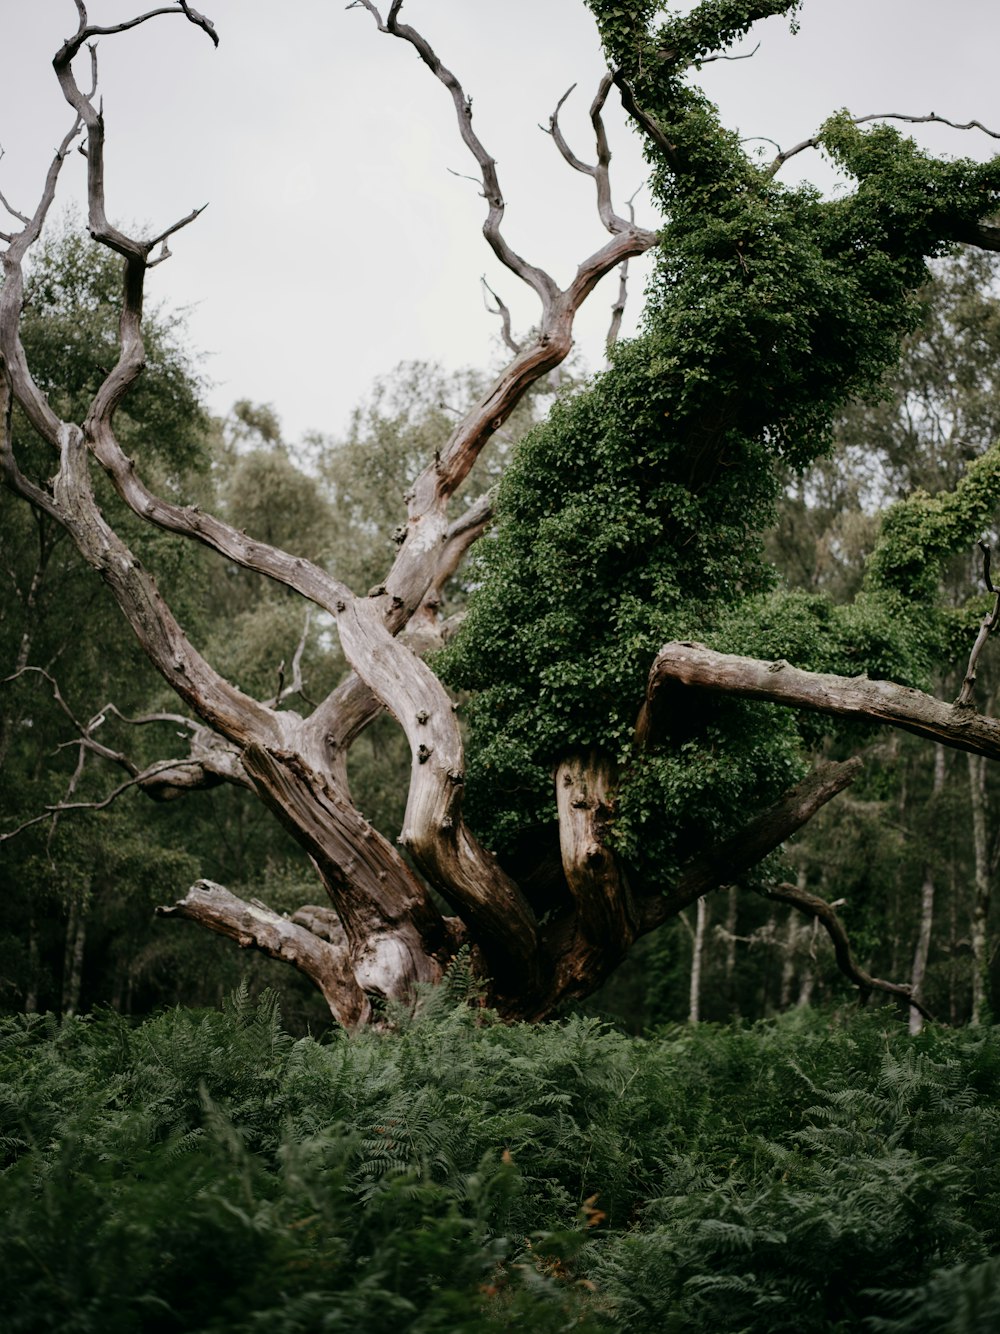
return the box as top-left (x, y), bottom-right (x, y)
top-left (157, 881), bottom-right (371, 1030)
top-left (55, 2), bottom-right (218, 69)
top-left (3, 664), bottom-right (89, 737)
top-left (606, 189), bottom-right (641, 355)
top-left (768, 110), bottom-right (1000, 177)
top-left (956, 541), bottom-right (1000, 707)
top-left (267, 610), bottom-right (312, 709)
top-left (642, 758), bottom-right (864, 928)
top-left (645, 641), bottom-right (1000, 761)
top-left (543, 84), bottom-right (593, 176)
top-left (612, 70), bottom-right (681, 174)
top-left (606, 263), bottom-right (629, 355)
top-left (307, 491), bottom-right (495, 760)
top-left (354, 0), bottom-right (558, 311)
top-left (0, 117), bottom-right (85, 444)
top-left (176, 0), bottom-right (219, 47)
top-left (481, 277), bottom-right (521, 355)
top-left (148, 202), bottom-right (208, 252)
top-left (53, 11), bottom-right (212, 271)
top-left (699, 42), bottom-right (760, 65)
top-left (544, 75), bottom-right (636, 237)
top-left (0, 758), bottom-right (207, 843)
top-left (764, 880), bottom-right (936, 1021)
top-left (0, 162), bottom-right (30, 226)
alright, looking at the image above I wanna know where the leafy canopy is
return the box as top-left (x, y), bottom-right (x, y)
top-left (442, 0), bottom-right (1000, 880)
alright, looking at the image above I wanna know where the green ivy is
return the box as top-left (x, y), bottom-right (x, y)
top-left (441, 0), bottom-right (1000, 889)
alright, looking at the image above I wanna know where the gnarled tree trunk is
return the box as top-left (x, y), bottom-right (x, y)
top-left (4, 3), bottom-right (1000, 1029)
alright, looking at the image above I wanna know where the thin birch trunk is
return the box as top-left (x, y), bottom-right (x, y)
top-left (968, 751), bottom-right (992, 1024)
top-left (780, 907), bottom-right (799, 1010)
top-left (24, 908), bottom-right (39, 1012)
top-left (724, 886), bottom-right (738, 990)
top-left (910, 744), bottom-right (945, 1034)
top-left (796, 926), bottom-right (817, 1007)
top-left (689, 895), bottom-right (709, 1024)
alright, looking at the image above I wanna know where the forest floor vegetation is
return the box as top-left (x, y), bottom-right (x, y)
top-left (2, 982), bottom-right (1000, 1332)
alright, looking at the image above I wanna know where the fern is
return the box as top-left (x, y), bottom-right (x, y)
top-left (3, 994), bottom-right (1000, 1331)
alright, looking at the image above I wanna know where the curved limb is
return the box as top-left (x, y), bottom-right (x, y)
top-left (352, 0), bottom-right (557, 312)
top-left (764, 880), bottom-right (936, 1022)
top-left (640, 758), bottom-right (864, 930)
top-left (157, 880), bottom-right (370, 1030)
top-left (643, 642), bottom-right (1000, 762)
top-left (767, 110), bottom-right (1000, 178)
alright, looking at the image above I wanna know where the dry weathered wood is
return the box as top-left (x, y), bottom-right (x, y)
top-left (240, 742), bottom-right (446, 1000)
top-left (645, 642), bottom-right (1000, 760)
top-left (335, 598), bottom-right (540, 988)
top-left (157, 880), bottom-right (370, 1029)
top-left (11, 2), bottom-right (943, 1031)
top-left (555, 751), bottom-right (637, 950)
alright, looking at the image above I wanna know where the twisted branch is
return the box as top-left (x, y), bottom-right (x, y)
top-left (956, 542), bottom-right (1000, 707)
top-left (645, 642), bottom-right (1000, 760)
top-left (642, 758), bottom-right (864, 929)
top-left (764, 880), bottom-right (936, 1021)
top-left (768, 110), bottom-right (1000, 177)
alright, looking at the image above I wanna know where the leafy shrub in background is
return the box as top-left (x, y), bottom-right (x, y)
top-left (2, 985), bottom-right (999, 1332)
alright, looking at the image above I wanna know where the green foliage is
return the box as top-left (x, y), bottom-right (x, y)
top-left (442, 1), bottom-right (1000, 888)
top-left (16, 215), bottom-right (208, 475)
top-left (0, 220), bottom-right (224, 1016)
top-left (865, 446), bottom-right (1000, 607)
top-left (2, 997), bottom-right (1000, 1331)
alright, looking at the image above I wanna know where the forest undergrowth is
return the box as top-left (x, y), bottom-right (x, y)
top-left (2, 978), bottom-right (1000, 1333)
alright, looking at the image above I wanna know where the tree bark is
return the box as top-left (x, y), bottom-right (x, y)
top-left (157, 881), bottom-right (372, 1030)
top-left (689, 895), bottom-right (709, 1024)
top-left (62, 889), bottom-right (87, 1018)
top-left (7, 1), bottom-right (992, 1032)
top-left (555, 752), bottom-right (637, 952)
top-left (645, 643), bottom-right (1000, 762)
top-left (910, 744), bottom-right (945, 1034)
top-left (968, 751), bottom-right (992, 1024)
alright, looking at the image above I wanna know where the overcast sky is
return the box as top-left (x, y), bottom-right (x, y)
top-left (2, 1), bottom-right (999, 443)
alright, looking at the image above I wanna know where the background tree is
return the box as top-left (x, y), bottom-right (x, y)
top-left (5, 0), bottom-right (1000, 1029)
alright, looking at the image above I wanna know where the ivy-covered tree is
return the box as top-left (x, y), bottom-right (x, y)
top-left (5, 0), bottom-right (1000, 1028)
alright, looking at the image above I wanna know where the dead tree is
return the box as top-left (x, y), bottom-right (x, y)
top-left (3, 1), bottom-right (1000, 1028)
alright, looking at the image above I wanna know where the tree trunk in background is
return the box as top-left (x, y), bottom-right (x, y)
top-left (968, 752), bottom-right (992, 1024)
top-left (689, 895), bottom-right (709, 1024)
top-left (24, 908), bottom-right (39, 1012)
top-left (796, 930), bottom-right (816, 1008)
top-left (62, 890), bottom-right (87, 1018)
top-left (724, 886), bottom-right (738, 1010)
top-left (779, 907), bottom-right (798, 1010)
top-left (784, 869), bottom-right (816, 1008)
top-left (910, 744), bottom-right (945, 1034)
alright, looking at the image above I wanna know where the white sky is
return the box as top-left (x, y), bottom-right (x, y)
top-left (2, 1), bottom-right (999, 444)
